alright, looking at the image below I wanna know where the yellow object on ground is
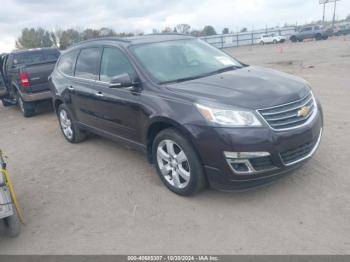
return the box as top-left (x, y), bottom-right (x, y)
top-left (0, 150), bottom-right (25, 224)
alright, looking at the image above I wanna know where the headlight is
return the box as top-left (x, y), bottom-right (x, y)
top-left (195, 104), bottom-right (262, 127)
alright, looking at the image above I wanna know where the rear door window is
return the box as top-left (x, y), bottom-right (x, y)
top-left (57, 49), bottom-right (79, 76)
top-left (75, 48), bottom-right (100, 80)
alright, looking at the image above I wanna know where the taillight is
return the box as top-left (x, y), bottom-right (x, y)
top-left (20, 72), bottom-right (30, 88)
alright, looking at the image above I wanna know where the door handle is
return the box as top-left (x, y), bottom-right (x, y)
top-left (68, 86), bottom-right (74, 91)
top-left (95, 91), bottom-right (104, 97)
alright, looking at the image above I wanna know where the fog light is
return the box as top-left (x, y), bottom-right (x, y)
top-left (224, 151), bottom-right (270, 159)
top-left (224, 151), bottom-right (271, 175)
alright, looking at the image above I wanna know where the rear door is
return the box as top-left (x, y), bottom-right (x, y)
top-left (69, 47), bottom-right (102, 128)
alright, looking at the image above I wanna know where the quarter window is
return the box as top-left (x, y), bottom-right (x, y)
top-left (57, 49), bottom-right (79, 76)
top-left (99, 47), bottom-right (135, 82)
top-left (75, 48), bottom-right (100, 80)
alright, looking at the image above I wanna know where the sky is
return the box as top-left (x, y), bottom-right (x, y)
top-left (0, 0), bottom-right (349, 52)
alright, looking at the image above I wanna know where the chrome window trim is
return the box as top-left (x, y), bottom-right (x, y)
top-left (280, 127), bottom-right (322, 166)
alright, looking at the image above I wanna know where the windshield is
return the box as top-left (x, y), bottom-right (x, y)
top-left (130, 39), bottom-right (243, 83)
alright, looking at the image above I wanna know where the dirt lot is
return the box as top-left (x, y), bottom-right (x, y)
top-left (0, 37), bottom-right (349, 254)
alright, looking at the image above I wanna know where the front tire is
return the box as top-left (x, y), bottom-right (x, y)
top-left (152, 128), bottom-right (206, 196)
top-left (273, 39), bottom-right (277, 44)
top-left (57, 104), bottom-right (86, 143)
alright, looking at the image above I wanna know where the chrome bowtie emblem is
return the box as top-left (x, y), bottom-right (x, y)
top-left (298, 106), bottom-right (310, 118)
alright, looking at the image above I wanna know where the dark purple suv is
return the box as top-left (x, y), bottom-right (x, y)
top-left (49, 34), bottom-right (323, 195)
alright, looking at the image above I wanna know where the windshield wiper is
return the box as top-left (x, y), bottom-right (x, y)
top-left (161, 65), bottom-right (242, 84)
top-left (213, 65), bottom-right (241, 74)
top-left (161, 72), bottom-right (214, 84)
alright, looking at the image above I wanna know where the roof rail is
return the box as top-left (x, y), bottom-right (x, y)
top-left (73, 37), bottom-right (130, 46)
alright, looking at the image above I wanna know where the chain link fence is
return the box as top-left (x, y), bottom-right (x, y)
top-left (201, 26), bottom-right (297, 48)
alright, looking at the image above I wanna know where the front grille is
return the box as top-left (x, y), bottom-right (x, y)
top-left (258, 92), bottom-right (315, 130)
top-left (249, 156), bottom-right (276, 171)
top-left (280, 139), bottom-right (316, 165)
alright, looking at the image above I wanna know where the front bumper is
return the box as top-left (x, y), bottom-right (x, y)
top-left (186, 102), bottom-right (323, 191)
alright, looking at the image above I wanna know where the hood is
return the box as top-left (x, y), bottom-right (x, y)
top-left (166, 66), bottom-right (310, 110)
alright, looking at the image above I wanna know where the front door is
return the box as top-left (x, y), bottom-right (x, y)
top-left (92, 47), bottom-right (141, 142)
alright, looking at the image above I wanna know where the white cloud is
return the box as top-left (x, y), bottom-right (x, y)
top-left (0, 0), bottom-right (349, 52)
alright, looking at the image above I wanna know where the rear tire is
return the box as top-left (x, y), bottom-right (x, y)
top-left (260, 41), bottom-right (264, 45)
top-left (152, 128), bottom-right (207, 196)
top-left (17, 94), bottom-right (36, 117)
top-left (3, 204), bottom-right (21, 237)
top-left (57, 104), bottom-right (87, 143)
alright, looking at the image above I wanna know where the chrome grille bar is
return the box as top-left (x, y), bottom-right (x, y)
top-left (257, 91), bottom-right (316, 131)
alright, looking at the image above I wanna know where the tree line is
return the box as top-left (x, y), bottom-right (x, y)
top-left (15, 14), bottom-right (350, 50)
top-left (15, 24), bottom-right (221, 50)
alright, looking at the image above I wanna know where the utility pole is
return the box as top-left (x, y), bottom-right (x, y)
top-left (319, 0), bottom-right (329, 24)
top-left (332, 0), bottom-right (340, 28)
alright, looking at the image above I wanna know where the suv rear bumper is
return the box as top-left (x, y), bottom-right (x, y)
top-left (21, 91), bottom-right (51, 102)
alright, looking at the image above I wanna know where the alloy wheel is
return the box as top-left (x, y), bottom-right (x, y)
top-left (59, 109), bottom-right (73, 140)
top-left (156, 139), bottom-right (191, 189)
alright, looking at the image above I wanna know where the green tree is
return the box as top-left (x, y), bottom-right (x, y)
top-left (201, 25), bottom-right (217, 36)
top-left (190, 30), bottom-right (201, 37)
top-left (222, 28), bottom-right (229, 34)
top-left (346, 14), bottom-right (350, 21)
top-left (81, 29), bottom-right (100, 40)
top-left (58, 29), bottom-right (81, 50)
top-left (162, 27), bottom-right (173, 33)
top-left (15, 28), bottom-right (53, 49)
top-left (99, 27), bottom-right (117, 37)
top-left (176, 24), bottom-right (191, 34)
top-left (240, 27), bottom-right (247, 33)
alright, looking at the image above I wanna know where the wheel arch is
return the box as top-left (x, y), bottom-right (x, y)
top-left (145, 117), bottom-right (201, 165)
top-left (53, 98), bottom-right (63, 115)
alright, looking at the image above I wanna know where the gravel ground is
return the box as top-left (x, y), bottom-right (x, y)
top-left (0, 36), bottom-right (349, 254)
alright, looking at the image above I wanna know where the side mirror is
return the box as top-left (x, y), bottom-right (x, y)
top-left (109, 73), bottom-right (135, 88)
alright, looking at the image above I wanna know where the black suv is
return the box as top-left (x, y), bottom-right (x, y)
top-left (49, 34), bottom-right (323, 195)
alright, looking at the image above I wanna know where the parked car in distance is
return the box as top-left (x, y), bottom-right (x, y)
top-left (0, 48), bottom-right (60, 117)
top-left (290, 25), bottom-right (331, 42)
top-left (333, 23), bottom-right (350, 36)
top-left (49, 35), bottom-right (323, 196)
top-left (258, 34), bottom-right (286, 44)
